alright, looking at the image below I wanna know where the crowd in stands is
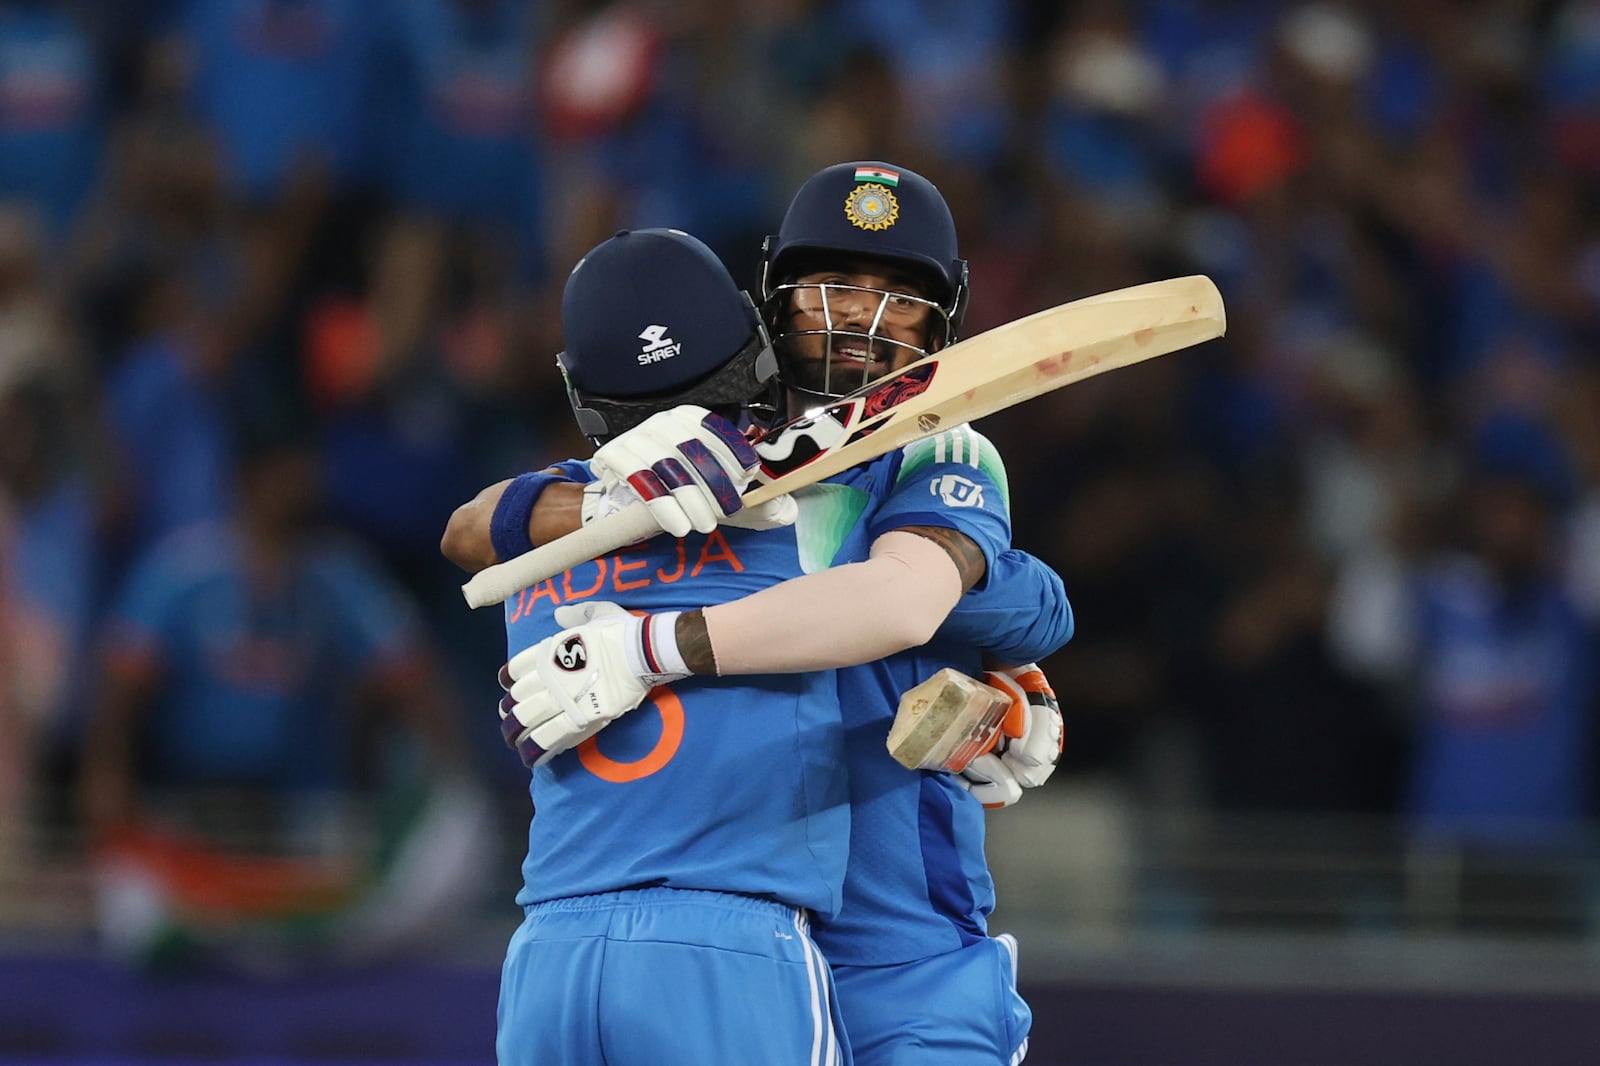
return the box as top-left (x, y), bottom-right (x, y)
top-left (2, 0), bottom-right (1600, 952)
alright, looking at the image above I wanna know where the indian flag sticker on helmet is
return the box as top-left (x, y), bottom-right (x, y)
top-left (844, 183), bottom-right (900, 231)
top-left (854, 165), bottom-right (900, 186)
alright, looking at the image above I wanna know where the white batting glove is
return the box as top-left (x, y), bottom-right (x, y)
top-left (957, 665), bottom-right (1063, 809)
top-left (587, 405), bottom-right (795, 537)
top-left (497, 602), bottom-right (691, 767)
top-left (721, 492), bottom-right (799, 531)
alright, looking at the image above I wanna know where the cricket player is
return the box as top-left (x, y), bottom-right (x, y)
top-left (479, 162), bottom-right (1070, 1064)
top-left (469, 228), bottom-right (852, 1066)
top-left (761, 161), bottom-right (1067, 1065)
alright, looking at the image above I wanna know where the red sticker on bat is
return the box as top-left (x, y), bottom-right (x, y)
top-left (861, 362), bottom-right (936, 418)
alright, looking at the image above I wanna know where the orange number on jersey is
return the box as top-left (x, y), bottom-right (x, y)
top-left (576, 687), bottom-right (685, 783)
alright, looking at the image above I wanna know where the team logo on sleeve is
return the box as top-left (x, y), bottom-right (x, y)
top-left (554, 636), bottom-right (588, 671)
top-left (844, 183), bottom-right (899, 231)
top-left (930, 475), bottom-right (984, 508)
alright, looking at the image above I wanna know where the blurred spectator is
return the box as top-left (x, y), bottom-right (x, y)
top-left (178, 0), bottom-right (379, 204)
top-left (378, 0), bottom-right (546, 277)
top-left (101, 256), bottom-right (234, 561)
top-left (1336, 416), bottom-right (1598, 844)
top-left (78, 421), bottom-right (478, 964)
top-left (0, 0), bottom-right (103, 242)
top-left (0, 205), bottom-right (99, 793)
top-left (836, 0), bottom-right (1016, 165)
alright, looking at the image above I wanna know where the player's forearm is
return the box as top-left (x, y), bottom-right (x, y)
top-left (442, 480), bottom-right (511, 571)
top-left (441, 478), bottom-right (585, 572)
top-left (685, 531), bottom-right (963, 674)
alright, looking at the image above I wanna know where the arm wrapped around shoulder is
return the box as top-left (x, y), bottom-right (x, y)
top-left (701, 530), bottom-right (964, 674)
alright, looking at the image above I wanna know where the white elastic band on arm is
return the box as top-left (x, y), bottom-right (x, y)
top-left (702, 530), bottom-right (965, 675)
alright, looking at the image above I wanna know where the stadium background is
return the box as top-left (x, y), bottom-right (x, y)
top-left (3, 0), bottom-right (1600, 1062)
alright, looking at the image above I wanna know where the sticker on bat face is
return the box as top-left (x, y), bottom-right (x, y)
top-left (554, 635), bottom-right (588, 671)
top-left (755, 408), bottom-right (853, 477)
top-left (861, 362), bottom-right (936, 419)
top-left (930, 475), bottom-right (984, 508)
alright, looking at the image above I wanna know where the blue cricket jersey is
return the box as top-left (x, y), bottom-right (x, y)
top-left (1408, 558), bottom-right (1596, 842)
top-left (800, 426), bottom-right (1076, 965)
top-left (505, 461), bottom-right (851, 918)
top-left (105, 522), bottom-right (421, 790)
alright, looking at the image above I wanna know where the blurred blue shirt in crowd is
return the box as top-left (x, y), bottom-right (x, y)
top-left (106, 332), bottom-right (232, 555)
top-left (104, 522), bottom-right (418, 789)
top-left (0, 1), bottom-right (101, 238)
top-left (379, 0), bottom-right (545, 266)
top-left (182, 0), bottom-right (378, 201)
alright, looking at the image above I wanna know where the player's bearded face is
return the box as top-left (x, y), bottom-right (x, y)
top-left (775, 266), bottom-right (944, 398)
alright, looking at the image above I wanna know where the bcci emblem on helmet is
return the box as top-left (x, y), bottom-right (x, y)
top-left (555, 635), bottom-right (588, 671)
top-left (844, 183), bottom-right (899, 231)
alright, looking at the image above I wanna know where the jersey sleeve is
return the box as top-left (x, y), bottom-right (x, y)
top-left (866, 425), bottom-right (1011, 572)
top-left (938, 548), bottom-right (1075, 665)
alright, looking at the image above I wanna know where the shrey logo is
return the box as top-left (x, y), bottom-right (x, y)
top-left (555, 635), bottom-right (588, 671)
top-left (637, 325), bottom-right (681, 365)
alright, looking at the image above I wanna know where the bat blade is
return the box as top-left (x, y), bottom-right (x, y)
top-left (461, 275), bottom-right (1224, 608)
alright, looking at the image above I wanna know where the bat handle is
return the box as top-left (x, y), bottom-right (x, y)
top-left (460, 503), bottom-right (662, 609)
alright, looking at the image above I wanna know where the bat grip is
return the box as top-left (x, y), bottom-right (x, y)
top-left (460, 503), bottom-right (662, 609)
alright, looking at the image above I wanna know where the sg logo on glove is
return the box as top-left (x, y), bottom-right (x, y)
top-left (555, 636), bottom-right (588, 671)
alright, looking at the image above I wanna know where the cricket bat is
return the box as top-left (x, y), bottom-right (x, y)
top-left (886, 668), bottom-right (1013, 772)
top-left (462, 274), bottom-right (1225, 608)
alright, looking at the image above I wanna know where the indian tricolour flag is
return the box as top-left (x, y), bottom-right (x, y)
top-left (854, 166), bottom-right (900, 186)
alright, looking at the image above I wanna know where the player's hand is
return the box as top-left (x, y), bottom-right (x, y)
top-left (957, 664), bottom-right (1062, 809)
top-left (587, 405), bottom-right (796, 537)
top-left (497, 602), bottom-right (690, 767)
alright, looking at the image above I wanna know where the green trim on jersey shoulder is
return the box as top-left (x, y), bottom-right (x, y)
top-left (895, 423), bottom-right (1011, 513)
top-left (793, 483), bottom-right (872, 573)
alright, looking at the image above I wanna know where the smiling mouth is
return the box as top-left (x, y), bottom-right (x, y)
top-left (830, 345), bottom-right (884, 368)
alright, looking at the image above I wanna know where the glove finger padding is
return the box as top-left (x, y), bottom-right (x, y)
top-left (590, 406), bottom-right (761, 537)
top-left (499, 609), bottom-right (690, 768)
top-left (720, 493), bottom-right (798, 530)
top-left (970, 664), bottom-right (1064, 795)
top-left (497, 614), bottom-right (657, 767)
top-left (499, 689), bottom-right (611, 768)
top-left (956, 753), bottom-right (1024, 809)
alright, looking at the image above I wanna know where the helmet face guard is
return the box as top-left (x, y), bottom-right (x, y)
top-left (759, 162), bottom-right (968, 403)
top-left (761, 280), bottom-right (952, 404)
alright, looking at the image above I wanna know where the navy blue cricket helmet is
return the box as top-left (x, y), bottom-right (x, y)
top-left (559, 228), bottom-right (780, 444)
top-left (760, 160), bottom-right (969, 338)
